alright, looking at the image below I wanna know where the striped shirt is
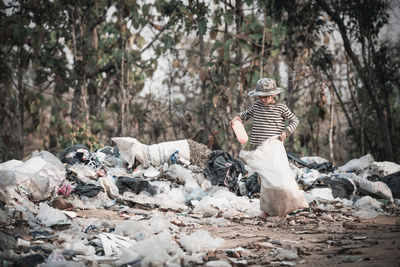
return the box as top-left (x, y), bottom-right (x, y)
top-left (239, 100), bottom-right (299, 147)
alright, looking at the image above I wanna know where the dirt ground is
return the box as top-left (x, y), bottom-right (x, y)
top-left (75, 203), bottom-right (400, 266)
top-left (201, 212), bottom-right (400, 266)
top-left (2, 203), bottom-right (400, 266)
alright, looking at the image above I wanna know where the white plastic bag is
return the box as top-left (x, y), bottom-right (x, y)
top-left (117, 230), bottom-right (182, 267)
top-left (0, 157), bottom-right (65, 203)
top-left (240, 136), bottom-right (308, 216)
top-left (36, 203), bottom-right (68, 226)
top-left (179, 230), bottom-right (225, 252)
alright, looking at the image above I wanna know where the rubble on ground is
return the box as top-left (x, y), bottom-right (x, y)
top-left (0, 138), bottom-right (399, 266)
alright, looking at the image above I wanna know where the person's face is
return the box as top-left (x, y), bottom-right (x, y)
top-left (258, 95), bottom-right (276, 105)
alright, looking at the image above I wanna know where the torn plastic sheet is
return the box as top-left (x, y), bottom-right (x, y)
top-left (99, 233), bottom-right (136, 257)
top-left (338, 154), bottom-right (375, 172)
top-left (36, 203), bottom-right (69, 226)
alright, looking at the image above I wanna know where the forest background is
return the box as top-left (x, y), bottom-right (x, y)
top-left (1, 0), bottom-right (399, 165)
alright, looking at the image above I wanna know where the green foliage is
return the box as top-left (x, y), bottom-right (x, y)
top-left (198, 20), bottom-right (207, 35)
top-left (310, 45), bottom-right (334, 71)
top-left (223, 13), bottom-right (234, 26)
top-left (0, 0), bottom-right (398, 164)
top-left (59, 121), bottom-right (101, 151)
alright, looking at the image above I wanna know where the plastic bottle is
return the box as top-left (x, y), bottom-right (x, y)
top-left (232, 120), bottom-right (248, 144)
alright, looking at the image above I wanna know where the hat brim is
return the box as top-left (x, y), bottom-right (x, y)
top-left (248, 87), bottom-right (284, 96)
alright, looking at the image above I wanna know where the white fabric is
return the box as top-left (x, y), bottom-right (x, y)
top-left (112, 137), bottom-right (190, 168)
top-left (240, 136), bottom-right (308, 216)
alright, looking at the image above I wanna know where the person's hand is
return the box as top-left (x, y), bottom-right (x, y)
top-left (230, 116), bottom-right (241, 126)
top-left (279, 132), bottom-right (287, 141)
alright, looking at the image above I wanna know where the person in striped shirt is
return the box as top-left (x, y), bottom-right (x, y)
top-left (231, 78), bottom-right (299, 220)
top-left (231, 78), bottom-right (299, 149)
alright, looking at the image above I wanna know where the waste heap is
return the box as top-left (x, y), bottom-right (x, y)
top-left (0, 137), bottom-right (399, 266)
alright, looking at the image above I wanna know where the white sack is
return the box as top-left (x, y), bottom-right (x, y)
top-left (240, 137), bottom-right (309, 216)
top-left (112, 137), bottom-right (190, 168)
top-left (369, 161), bottom-right (400, 177)
top-left (338, 154), bottom-right (374, 172)
top-left (344, 173), bottom-right (394, 202)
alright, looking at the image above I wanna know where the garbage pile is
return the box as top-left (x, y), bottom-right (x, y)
top-left (0, 137), bottom-right (399, 266)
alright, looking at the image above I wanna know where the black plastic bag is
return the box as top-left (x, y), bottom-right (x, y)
top-left (59, 144), bottom-right (90, 164)
top-left (116, 176), bottom-right (156, 196)
top-left (205, 150), bottom-right (247, 192)
top-left (381, 171), bottom-right (400, 198)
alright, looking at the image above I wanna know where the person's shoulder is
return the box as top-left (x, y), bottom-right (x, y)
top-left (276, 103), bottom-right (288, 109)
top-left (254, 100), bottom-right (263, 106)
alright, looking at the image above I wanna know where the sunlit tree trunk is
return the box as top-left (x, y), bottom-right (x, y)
top-left (327, 84), bottom-right (335, 165)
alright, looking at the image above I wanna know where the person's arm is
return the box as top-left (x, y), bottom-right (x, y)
top-left (230, 102), bottom-right (255, 125)
top-left (280, 105), bottom-right (299, 141)
top-left (239, 102), bottom-right (256, 122)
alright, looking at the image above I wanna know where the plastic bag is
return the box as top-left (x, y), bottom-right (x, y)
top-left (0, 157), bottom-right (65, 203)
top-left (117, 230), bottom-right (182, 267)
top-left (205, 151), bottom-right (246, 192)
top-left (36, 203), bottom-right (68, 226)
top-left (240, 136), bottom-right (309, 216)
top-left (179, 230), bottom-right (225, 252)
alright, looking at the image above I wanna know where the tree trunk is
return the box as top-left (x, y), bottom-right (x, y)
top-left (328, 84), bottom-right (335, 165)
top-left (17, 44), bottom-right (24, 159)
top-left (260, 6), bottom-right (267, 77)
top-left (316, 0), bottom-right (393, 160)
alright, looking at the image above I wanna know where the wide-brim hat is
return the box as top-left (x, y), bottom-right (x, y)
top-left (248, 78), bottom-right (285, 96)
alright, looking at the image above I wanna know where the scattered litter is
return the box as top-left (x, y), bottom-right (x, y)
top-left (179, 230), bottom-right (225, 252)
top-left (36, 203), bottom-right (69, 226)
top-left (338, 154), bottom-right (375, 172)
top-left (204, 260), bottom-right (232, 267)
top-left (1, 136), bottom-right (399, 266)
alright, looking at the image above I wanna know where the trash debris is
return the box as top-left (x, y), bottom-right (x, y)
top-left (59, 144), bottom-right (90, 165)
top-left (36, 203), bottom-right (69, 226)
top-left (380, 171), bottom-right (400, 198)
top-left (344, 173), bottom-right (394, 202)
top-left (205, 150), bottom-right (247, 192)
top-left (179, 230), bottom-right (225, 252)
top-left (112, 137), bottom-right (190, 168)
top-left (338, 154), bottom-right (375, 172)
top-left (0, 156), bottom-right (65, 203)
top-left (1, 136), bottom-right (399, 266)
top-left (57, 184), bottom-right (73, 197)
top-left (116, 176), bottom-right (156, 196)
top-left (117, 230), bottom-right (182, 266)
